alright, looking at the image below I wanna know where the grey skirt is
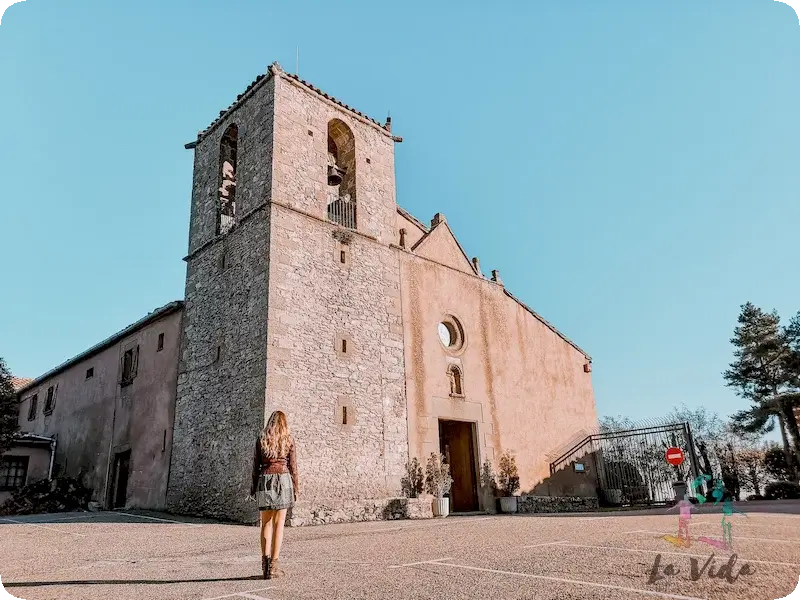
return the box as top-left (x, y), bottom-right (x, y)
top-left (256, 472), bottom-right (295, 511)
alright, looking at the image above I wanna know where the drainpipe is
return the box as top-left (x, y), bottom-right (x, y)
top-left (48, 436), bottom-right (57, 480)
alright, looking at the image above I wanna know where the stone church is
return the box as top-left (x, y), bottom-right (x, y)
top-left (165, 62), bottom-right (597, 523)
top-left (10, 62), bottom-right (598, 524)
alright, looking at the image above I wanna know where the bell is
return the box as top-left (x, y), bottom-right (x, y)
top-left (328, 164), bottom-right (344, 186)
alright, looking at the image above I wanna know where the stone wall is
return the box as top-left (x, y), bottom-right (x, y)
top-left (516, 495), bottom-right (599, 513)
top-left (166, 78), bottom-right (276, 523)
top-left (264, 75), bottom-right (408, 508)
top-left (289, 496), bottom-right (433, 526)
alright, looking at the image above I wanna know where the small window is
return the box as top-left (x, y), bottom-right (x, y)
top-left (121, 346), bottom-right (139, 387)
top-left (27, 394), bottom-right (38, 421)
top-left (44, 385), bottom-right (57, 414)
top-left (86, 368), bottom-right (94, 380)
top-left (335, 242), bottom-right (350, 266)
top-left (448, 365), bottom-right (464, 397)
top-left (438, 316), bottom-right (465, 352)
top-left (218, 124), bottom-right (238, 235)
top-left (157, 333), bottom-right (164, 352)
top-left (336, 397), bottom-right (354, 430)
top-left (335, 334), bottom-right (352, 358)
top-left (0, 457), bottom-right (29, 491)
top-left (216, 346), bottom-right (222, 362)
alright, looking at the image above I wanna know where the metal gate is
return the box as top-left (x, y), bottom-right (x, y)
top-left (549, 422), bottom-right (699, 507)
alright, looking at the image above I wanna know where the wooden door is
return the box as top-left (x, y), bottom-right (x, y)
top-left (113, 450), bottom-right (131, 509)
top-left (439, 420), bottom-right (478, 512)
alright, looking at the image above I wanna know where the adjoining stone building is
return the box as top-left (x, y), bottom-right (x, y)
top-left (8, 302), bottom-right (182, 510)
top-left (165, 62), bottom-right (598, 524)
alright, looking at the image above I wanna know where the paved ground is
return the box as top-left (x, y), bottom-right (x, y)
top-left (2, 501), bottom-right (800, 600)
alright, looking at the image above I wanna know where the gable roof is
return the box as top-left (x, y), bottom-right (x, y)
top-left (189, 63), bottom-right (395, 148)
top-left (399, 209), bottom-right (591, 361)
top-left (397, 206), bottom-right (428, 234)
top-left (16, 301), bottom-right (184, 397)
top-left (411, 218), bottom-right (477, 276)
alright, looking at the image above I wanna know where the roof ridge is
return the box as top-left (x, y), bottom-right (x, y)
top-left (16, 300), bottom-right (184, 396)
top-left (397, 206), bottom-right (428, 233)
top-left (191, 62), bottom-right (395, 147)
top-left (503, 289), bottom-right (591, 361)
top-left (410, 217), bottom-right (477, 276)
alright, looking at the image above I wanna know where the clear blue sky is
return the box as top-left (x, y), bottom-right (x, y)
top-left (2, 0), bottom-right (799, 428)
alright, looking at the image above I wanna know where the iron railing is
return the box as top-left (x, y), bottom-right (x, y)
top-left (220, 213), bottom-right (235, 235)
top-left (327, 194), bottom-right (357, 230)
top-left (549, 422), bottom-right (698, 507)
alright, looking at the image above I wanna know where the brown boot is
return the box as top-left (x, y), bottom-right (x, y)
top-left (269, 558), bottom-right (285, 579)
top-left (262, 556), bottom-right (271, 580)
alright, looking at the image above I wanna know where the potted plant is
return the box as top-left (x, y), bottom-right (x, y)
top-left (425, 452), bottom-right (453, 517)
top-left (480, 458), bottom-right (498, 514)
top-left (497, 451), bottom-right (520, 513)
top-left (401, 457), bottom-right (424, 499)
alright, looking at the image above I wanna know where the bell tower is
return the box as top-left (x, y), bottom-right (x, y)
top-left (168, 63), bottom-right (409, 522)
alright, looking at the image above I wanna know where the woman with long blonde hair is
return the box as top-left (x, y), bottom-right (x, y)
top-left (250, 410), bottom-right (299, 579)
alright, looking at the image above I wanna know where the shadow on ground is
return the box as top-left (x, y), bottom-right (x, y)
top-left (5, 576), bottom-right (263, 588)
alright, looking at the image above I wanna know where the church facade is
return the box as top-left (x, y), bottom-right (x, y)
top-left (164, 63), bottom-right (598, 524)
top-left (10, 63), bottom-right (597, 523)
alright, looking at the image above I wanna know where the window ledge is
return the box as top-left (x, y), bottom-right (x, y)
top-left (449, 393), bottom-right (465, 399)
top-left (43, 409), bottom-right (54, 416)
top-left (120, 379), bottom-right (134, 388)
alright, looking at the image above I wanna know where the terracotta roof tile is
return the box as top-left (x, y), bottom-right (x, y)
top-left (11, 377), bottom-right (33, 391)
top-left (193, 63), bottom-right (391, 146)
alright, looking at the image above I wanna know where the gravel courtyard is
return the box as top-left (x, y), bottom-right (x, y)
top-left (2, 501), bottom-right (800, 600)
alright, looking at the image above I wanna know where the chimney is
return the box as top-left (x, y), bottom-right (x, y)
top-left (491, 270), bottom-right (503, 286)
top-left (472, 257), bottom-right (482, 276)
top-left (431, 213), bottom-right (446, 228)
top-left (399, 228), bottom-right (407, 249)
top-left (386, 116), bottom-right (392, 132)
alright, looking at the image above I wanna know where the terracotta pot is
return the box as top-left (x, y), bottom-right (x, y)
top-left (499, 496), bottom-right (518, 514)
top-left (432, 497), bottom-right (450, 518)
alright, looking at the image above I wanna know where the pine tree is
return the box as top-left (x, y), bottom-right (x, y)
top-left (724, 303), bottom-right (800, 480)
top-left (0, 358), bottom-right (19, 455)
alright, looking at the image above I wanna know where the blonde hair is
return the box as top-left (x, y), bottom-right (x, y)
top-left (260, 411), bottom-right (292, 458)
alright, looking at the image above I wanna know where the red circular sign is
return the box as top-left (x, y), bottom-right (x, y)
top-left (666, 447), bottom-right (685, 466)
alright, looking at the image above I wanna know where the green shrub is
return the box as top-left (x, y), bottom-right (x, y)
top-left (497, 452), bottom-right (520, 496)
top-left (764, 481), bottom-right (800, 500)
top-left (0, 476), bottom-right (92, 515)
